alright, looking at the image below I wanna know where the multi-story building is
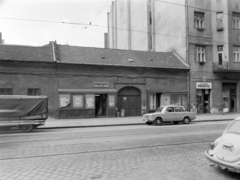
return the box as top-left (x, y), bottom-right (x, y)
top-left (107, 0), bottom-right (240, 114)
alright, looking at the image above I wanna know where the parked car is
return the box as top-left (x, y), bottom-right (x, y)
top-left (205, 116), bottom-right (240, 173)
top-left (143, 105), bottom-right (196, 125)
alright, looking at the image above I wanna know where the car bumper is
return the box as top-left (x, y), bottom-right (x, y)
top-left (204, 150), bottom-right (240, 173)
top-left (143, 118), bottom-right (154, 123)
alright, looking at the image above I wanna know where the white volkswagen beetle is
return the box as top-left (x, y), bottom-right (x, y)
top-left (143, 105), bottom-right (196, 125)
top-left (205, 116), bottom-right (240, 173)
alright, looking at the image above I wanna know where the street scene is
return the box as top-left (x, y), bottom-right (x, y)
top-left (1, 115), bottom-right (240, 180)
top-left (1, 0), bottom-right (240, 179)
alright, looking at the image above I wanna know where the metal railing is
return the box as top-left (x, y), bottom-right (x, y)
top-left (212, 62), bottom-right (228, 71)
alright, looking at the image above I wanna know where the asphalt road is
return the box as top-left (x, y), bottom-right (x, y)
top-left (0, 121), bottom-right (240, 180)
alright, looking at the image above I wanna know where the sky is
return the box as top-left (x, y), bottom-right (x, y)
top-left (0, 0), bottom-right (111, 47)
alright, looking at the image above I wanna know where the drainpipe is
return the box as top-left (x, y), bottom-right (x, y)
top-left (185, 0), bottom-right (191, 111)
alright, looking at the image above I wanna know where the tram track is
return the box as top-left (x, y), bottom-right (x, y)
top-left (0, 123), bottom-right (227, 144)
top-left (0, 139), bottom-right (213, 161)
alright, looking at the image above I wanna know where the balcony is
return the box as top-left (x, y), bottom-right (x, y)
top-left (213, 62), bottom-right (228, 71)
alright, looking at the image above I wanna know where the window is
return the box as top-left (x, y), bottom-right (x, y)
top-left (28, 88), bottom-right (41, 96)
top-left (194, 12), bottom-right (205, 30)
top-left (218, 45), bottom-right (223, 65)
top-left (166, 107), bottom-right (174, 113)
top-left (196, 46), bottom-right (206, 63)
top-left (233, 46), bottom-right (240, 62)
top-left (0, 88), bottom-right (13, 95)
top-left (233, 13), bottom-right (240, 29)
top-left (175, 107), bottom-right (183, 112)
top-left (216, 12), bottom-right (223, 31)
top-left (149, 94), bottom-right (156, 111)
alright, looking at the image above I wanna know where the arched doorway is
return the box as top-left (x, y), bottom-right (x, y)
top-left (118, 86), bottom-right (141, 116)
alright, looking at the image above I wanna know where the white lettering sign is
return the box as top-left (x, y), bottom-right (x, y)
top-left (196, 82), bottom-right (212, 89)
top-left (93, 82), bottom-right (109, 88)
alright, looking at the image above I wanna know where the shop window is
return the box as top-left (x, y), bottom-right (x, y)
top-left (85, 94), bottom-right (95, 109)
top-left (149, 94), bottom-right (156, 111)
top-left (196, 46), bottom-right (206, 64)
top-left (73, 95), bottom-right (83, 108)
top-left (233, 46), bottom-right (240, 62)
top-left (59, 94), bottom-right (70, 109)
top-left (217, 45), bottom-right (223, 65)
top-left (194, 12), bottom-right (205, 30)
top-left (149, 93), bottom-right (161, 111)
top-left (28, 88), bottom-right (41, 96)
top-left (0, 88), bottom-right (13, 95)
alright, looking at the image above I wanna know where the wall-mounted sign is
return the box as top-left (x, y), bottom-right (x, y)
top-left (196, 82), bottom-right (212, 89)
top-left (93, 82), bottom-right (109, 88)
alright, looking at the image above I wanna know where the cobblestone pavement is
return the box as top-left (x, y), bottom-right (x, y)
top-left (1, 121), bottom-right (240, 180)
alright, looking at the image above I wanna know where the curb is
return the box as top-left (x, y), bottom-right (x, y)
top-left (39, 119), bottom-right (234, 130)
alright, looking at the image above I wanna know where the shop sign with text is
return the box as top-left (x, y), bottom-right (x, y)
top-left (93, 82), bottom-right (109, 88)
top-left (196, 82), bottom-right (212, 89)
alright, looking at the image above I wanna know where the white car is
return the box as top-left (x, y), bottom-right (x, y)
top-left (205, 116), bottom-right (240, 173)
top-left (143, 105), bottom-right (196, 125)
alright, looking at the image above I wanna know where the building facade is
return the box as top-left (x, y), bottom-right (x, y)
top-left (0, 42), bottom-right (189, 119)
top-left (107, 0), bottom-right (240, 113)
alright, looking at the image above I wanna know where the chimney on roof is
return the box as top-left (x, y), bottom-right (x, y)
top-left (51, 41), bottom-right (60, 62)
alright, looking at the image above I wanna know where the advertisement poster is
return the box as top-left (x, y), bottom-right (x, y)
top-left (59, 94), bottom-right (70, 108)
top-left (73, 95), bottom-right (83, 108)
top-left (86, 94), bottom-right (95, 109)
top-left (109, 95), bottom-right (115, 107)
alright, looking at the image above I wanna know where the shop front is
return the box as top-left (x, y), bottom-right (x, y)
top-left (58, 88), bottom-right (117, 119)
top-left (147, 91), bottom-right (188, 113)
top-left (222, 83), bottom-right (237, 112)
top-left (196, 82), bottom-right (212, 113)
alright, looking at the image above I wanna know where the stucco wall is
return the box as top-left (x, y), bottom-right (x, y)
top-left (115, 0), bottom-right (129, 50)
top-left (154, 0), bottom-right (187, 60)
top-left (0, 61), bottom-right (188, 118)
top-left (130, 0), bottom-right (148, 51)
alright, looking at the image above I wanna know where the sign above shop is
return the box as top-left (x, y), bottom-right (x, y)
top-left (196, 82), bottom-right (212, 89)
top-left (93, 82), bottom-right (109, 88)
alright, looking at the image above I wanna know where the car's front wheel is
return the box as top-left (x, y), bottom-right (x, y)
top-left (183, 117), bottom-right (190, 124)
top-left (154, 117), bottom-right (163, 126)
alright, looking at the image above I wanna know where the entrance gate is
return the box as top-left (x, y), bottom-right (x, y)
top-left (118, 87), bottom-right (141, 116)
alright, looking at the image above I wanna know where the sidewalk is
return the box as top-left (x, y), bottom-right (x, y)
top-left (40, 113), bottom-right (240, 129)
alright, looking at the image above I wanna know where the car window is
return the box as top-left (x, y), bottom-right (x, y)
top-left (175, 107), bottom-right (183, 112)
top-left (155, 107), bottom-right (164, 112)
top-left (225, 120), bottom-right (240, 133)
top-left (166, 107), bottom-right (174, 112)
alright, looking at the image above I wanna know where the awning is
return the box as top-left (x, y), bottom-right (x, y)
top-left (58, 89), bottom-right (117, 94)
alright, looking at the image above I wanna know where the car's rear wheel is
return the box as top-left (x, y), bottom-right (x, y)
top-left (154, 118), bottom-right (163, 126)
top-left (183, 117), bottom-right (190, 124)
top-left (173, 121), bottom-right (179, 124)
top-left (21, 125), bottom-right (34, 132)
top-left (146, 122), bottom-right (152, 125)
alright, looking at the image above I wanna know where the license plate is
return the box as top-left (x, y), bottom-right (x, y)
top-left (222, 145), bottom-right (235, 153)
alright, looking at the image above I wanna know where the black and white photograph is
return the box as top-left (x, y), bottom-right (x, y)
top-left (1, 0), bottom-right (240, 179)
